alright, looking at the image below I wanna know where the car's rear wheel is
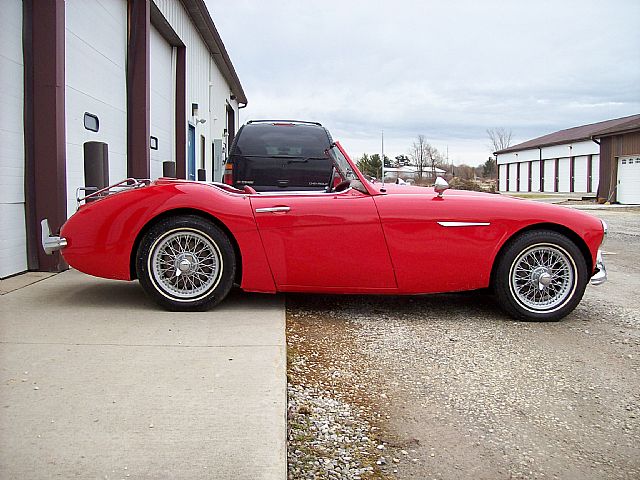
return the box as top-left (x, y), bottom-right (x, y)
top-left (136, 215), bottom-right (235, 311)
top-left (493, 230), bottom-right (588, 321)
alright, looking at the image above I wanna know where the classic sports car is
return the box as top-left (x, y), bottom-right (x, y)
top-left (42, 142), bottom-right (607, 321)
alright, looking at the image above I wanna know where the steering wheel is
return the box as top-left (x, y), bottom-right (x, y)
top-left (333, 179), bottom-right (351, 193)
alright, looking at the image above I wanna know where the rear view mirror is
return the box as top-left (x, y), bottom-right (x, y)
top-left (434, 177), bottom-right (449, 197)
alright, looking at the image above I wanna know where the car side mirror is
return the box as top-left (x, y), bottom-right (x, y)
top-left (434, 177), bottom-right (449, 197)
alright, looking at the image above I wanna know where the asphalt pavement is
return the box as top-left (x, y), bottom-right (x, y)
top-left (0, 269), bottom-right (286, 479)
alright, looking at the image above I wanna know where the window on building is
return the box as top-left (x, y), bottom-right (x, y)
top-left (83, 113), bottom-right (99, 132)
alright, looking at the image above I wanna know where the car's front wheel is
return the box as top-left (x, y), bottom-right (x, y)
top-left (136, 215), bottom-right (235, 311)
top-left (493, 230), bottom-right (588, 321)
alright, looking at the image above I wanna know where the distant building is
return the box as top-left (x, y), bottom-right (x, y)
top-left (1, 0), bottom-right (246, 278)
top-left (495, 114), bottom-right (640, 204)
top-left (384, 165), bottom-right (447, 181)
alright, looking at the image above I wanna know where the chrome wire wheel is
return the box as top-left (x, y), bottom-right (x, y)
top-left (149, 228), bottom-right (223, 301)
top-left (509, 243), bottom-right (577, 313)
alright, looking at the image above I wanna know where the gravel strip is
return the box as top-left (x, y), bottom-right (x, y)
top-left (287, 312), bottom-right (394, 480)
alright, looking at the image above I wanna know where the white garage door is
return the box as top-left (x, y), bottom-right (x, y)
top-left (150, 26), bottom-right (175, 180)
top-left (519, 162), bottom-right (529, 192)
top-left (573, 156), bottom-right (588, 193)
top-left (65, 0), bottom-right (128, 218)
top-left (591, 155), bottom-right (600, 193)
top-left (0, 0), bottom-right (27, 278)
top-left (558, 158), bottom-right (570, 192)
top-left (499, 164), bottom-right (507, 191)
top-left (531, 161), bottom-right (541, 191)
top-left (544, 159), bottom-right (555, 192)
top-left (618, 156), bottom-right (640, 204)
top-left (508, 163), bottom-right (517, 191)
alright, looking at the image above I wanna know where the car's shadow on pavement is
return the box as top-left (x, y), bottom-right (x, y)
top-left (64, 280), bottom-right (281, 312)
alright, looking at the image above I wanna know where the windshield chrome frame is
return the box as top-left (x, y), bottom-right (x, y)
top-left (327, 142), bottom-right (379, 196)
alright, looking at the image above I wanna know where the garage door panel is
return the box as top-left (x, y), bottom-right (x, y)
top-left (0, 203), bottom-right (27, 278)
top-left (618, 156), bottom-right (640, 204)
top-left (150, 26), bottom-right (175, 179)
top-left (558, 158), bottom-right (570, 192)
top-left (0, 0), bottom-right (26, 277)
top-left (65, 89), bottom-right (127, 156)
top-left (544, 160), bottom-right (555, 192)
top-left (65, 34), bottom-right (127, 111)
top-left (592, 155), bottom-right (600, 193)
top-left (499, 164), bottom-right (507, 191)
top-left (65, 0), bottom-right (127, 221)
top-left (508, 163), bottom-right (517, 191)
top-left (519, 163), bottom-right (529, 192)
top-left (66, 0), bottom-right (126, 71)
top-left (531, 161), bottom-right (540, 191)
top-left (573, 156), bottom-right (587, 193)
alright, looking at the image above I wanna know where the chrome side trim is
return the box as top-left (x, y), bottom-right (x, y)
top-left (41, 219), bottom-right (67, 255)
top-left (590, 249), bottom-right (607, 286)
top-left (437, 221), bottom-right (490, 227)
top-left (255, 206), bottom-right (291, 213)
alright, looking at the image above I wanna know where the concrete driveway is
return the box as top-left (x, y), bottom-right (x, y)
top-left (0, 269), bottom-right (286, 479)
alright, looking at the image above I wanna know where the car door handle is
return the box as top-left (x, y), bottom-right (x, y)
top-left (255, 206), bottom-right (291, 213)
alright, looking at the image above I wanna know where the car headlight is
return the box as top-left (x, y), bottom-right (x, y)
top-left (600, 219), bottom-right (608, 246)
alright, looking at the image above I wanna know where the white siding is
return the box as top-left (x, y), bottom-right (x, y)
top-left (508, 163), bottom-right (517, 191)
top-left (574, 156), bottom-right (588, 193)
top-left (153, 0), bottom-right (239, 182)
top-left (570, 140), bottom-right (599, 157)
top-left (499, 164), bottom-right (507, 191)
top-left (519, 162), bottom-right (529, 192)
top-left (154, 0), bottom-right (210, 180)
top-left (150, 25), bottom-right (175, 180)
top-left (544, 159), bottom-right (555, 192)
top-left (541, 144), bottom-right (572, 160)
top-left (209, 59), bottom-right (238, 181)
top-left (558, 157), bottom-right (570, 192)
top-left (0, 0), bottom-right (27, 277)
top-left (592, 154), bottom-right (600, 194)
top-left (65, 0), bottom-right (128, 216)
top-left (531, 161), bottom-right (541, 192)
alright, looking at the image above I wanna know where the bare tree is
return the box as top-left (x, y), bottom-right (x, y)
top-left (410, 135), bottom-right (442, 180)
top-left (487, 127), bottom-right (513, 153)
top-left (410, 135), bottom-right (429, 180)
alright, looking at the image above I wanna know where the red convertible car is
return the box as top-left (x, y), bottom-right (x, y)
top-left (42, 142), bottom-right (607, 321)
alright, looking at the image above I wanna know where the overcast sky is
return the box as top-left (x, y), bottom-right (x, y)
top-left (205, 0), bottom-right (640, 166)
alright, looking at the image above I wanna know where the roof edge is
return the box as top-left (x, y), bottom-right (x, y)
top-left (495, 113), bottom-right (640, 155)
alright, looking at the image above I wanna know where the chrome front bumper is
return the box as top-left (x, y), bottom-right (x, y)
top-left (41, 219), bottom-right (67, 255)
top-left (590, 249), bottom-right (607, 286)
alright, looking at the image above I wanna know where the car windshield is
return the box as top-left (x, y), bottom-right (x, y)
top-left (327, 144), bottom-right (371, 194)
top-left (328, 144), bottom-right (358, 181)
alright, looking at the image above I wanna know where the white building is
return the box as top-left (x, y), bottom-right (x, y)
top-left (384, 165), bottom-right (447, 181)
top-left (1, 0), bottom-right (247, 278)
top-left (495, 114), bottom-right (640, 203)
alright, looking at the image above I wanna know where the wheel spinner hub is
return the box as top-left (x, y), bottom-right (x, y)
top-left (531, 266), bottom-right (552, 290)
top-left (176, 254), bottom-right (197, 275)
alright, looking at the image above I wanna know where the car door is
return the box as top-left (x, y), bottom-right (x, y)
top-left (250, 189), bottom-right (397, 291)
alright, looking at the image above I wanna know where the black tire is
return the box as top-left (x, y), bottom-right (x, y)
top-left (493, 230), bottom-right (588, 322)
top-left (136, 215), bottom-right (236, 311)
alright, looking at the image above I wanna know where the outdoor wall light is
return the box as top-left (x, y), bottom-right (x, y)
top-left (192, 103), bottom-right (199, 117)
